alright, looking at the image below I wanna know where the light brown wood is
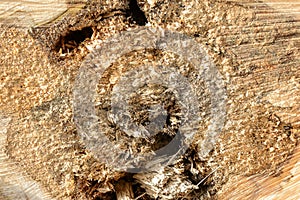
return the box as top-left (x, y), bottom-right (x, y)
top-left (216, 1), bottom-right (300, 199)
top-left (265, 0), bottom-right (300, 20)
top-left (0, 115), bottom-right (52, 199)
top-left (218, 145), bottom-right (300, 199)
top-left (0, 0), bottom-right (86, 27)
top-left (0, 0), bottom-right (299, 199)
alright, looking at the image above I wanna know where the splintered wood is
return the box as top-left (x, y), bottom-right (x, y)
top-left (0, 0), bottom-right (299, 199)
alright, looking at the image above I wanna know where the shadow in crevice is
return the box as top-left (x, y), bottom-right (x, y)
top-left (127, 0), bottom-right (148, 26)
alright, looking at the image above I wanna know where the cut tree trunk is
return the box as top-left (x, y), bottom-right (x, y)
top-left (0, 0), bottom-right (299, 199)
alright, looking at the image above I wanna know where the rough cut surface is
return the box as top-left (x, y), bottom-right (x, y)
top-left (0, 0), bottom-right (299, 199)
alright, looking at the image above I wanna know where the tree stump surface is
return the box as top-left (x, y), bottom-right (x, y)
top-left (0, 0), bottom-right (299, 199)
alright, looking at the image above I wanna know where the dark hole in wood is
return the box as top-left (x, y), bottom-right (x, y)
top-left (127, 0), bottom-right (148, 25)
top-left (55, 26), bottom-right (93, 53)
top-left (94, 192), bottom-right (117, 200)
top-left (132, 181), bottom-right (152, 199)
top-left (74, 177), bottom-right (117, 200)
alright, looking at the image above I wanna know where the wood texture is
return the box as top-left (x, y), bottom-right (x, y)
top-left (216, 1), bottom-right (300, 198)
top-left (0, 0), bottom-right (86, 27)
top-left (0, 115), bottom-right (52, 199)
top-left (219, 145), bottom-right (300, 199)
top-left (0, 0), bottom-right (299, 199)
top-left (265, 0), bottom-right (300, 19)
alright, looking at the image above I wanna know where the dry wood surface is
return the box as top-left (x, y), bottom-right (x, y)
top-left (0, 0), bottom-right (299, 199)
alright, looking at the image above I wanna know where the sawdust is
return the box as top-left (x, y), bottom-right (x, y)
top-left (0, 0), bottom-right (299, 199)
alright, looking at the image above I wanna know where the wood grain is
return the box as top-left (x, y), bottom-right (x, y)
top-left (265, 0), bottom-right (300, 19)
top-left (218, 144), bottom-right (300, 199)
top-left (216, 1), bottom-right (300, 199)
top-left (0, 0), bottom-right (86, 27)
top-left (0, 0), bottom-right (299, 199)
